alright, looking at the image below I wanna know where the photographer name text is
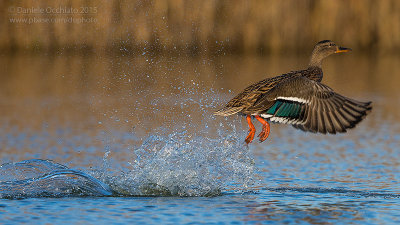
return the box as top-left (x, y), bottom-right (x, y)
top-left (9, 6), bottom-right (98, 14)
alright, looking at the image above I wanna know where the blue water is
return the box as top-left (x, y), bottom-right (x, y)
top-left (1, 55), bottom-right (400, 224)
top-left (2, 192), bottom-right (399, 224)
top-left (1, 102), bottom-right (399, 224)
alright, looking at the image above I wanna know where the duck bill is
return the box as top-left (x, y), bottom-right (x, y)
top-left (335, 46), bottom-right (352, 53)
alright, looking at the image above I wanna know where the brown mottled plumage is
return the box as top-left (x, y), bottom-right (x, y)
top-left (215, 40), bottom-right (372, 144)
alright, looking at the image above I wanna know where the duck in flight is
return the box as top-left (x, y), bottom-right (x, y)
top-left (214, 40), bottom-right (372, 144)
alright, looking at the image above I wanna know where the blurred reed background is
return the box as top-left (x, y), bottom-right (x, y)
top-left (1, 0), bottom-right (399, 55)
top-left (1, 0), bottom-right (400, 166)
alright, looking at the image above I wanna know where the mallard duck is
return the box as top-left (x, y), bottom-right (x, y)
top-left (214, 40), bottom-right (372, 144)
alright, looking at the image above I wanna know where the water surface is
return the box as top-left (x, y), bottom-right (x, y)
top-left (0, 53), bottom-right (399, 224)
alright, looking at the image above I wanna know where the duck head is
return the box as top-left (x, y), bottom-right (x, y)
top-left (309, 40), bottom-right (351, 67)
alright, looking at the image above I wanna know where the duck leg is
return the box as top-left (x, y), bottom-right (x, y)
top-left (255, 116), bottom-right (270, 142)
top-left (245, 115), bottom-right (256, 144)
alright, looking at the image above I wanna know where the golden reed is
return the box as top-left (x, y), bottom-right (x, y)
top-left (1, 0), bottom-right (399, 54)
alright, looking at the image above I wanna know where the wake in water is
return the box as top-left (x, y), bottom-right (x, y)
top-left (0, 159), bottom-right (113, 199)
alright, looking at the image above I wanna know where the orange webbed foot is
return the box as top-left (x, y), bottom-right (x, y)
top-left (245, 128), bottom-right (256, 144)
top-left (255, 116), bottom-right (270, 143)
top-left (257, 123), bottom-right (270, 142)
top-left (245, 115), bottom-right (256, 144)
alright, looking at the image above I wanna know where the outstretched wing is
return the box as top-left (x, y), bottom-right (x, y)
top-left (247, 76), bottom-right (372, 134)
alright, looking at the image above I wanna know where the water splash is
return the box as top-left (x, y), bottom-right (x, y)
top-left (102, 125), bottom-right (255, 197)
top-left (0, 86), bottom-right (257, 198)
top-left (93, 90), bottom-right (257, 197)
top-left (0, 122), bottom-right (256, 198)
